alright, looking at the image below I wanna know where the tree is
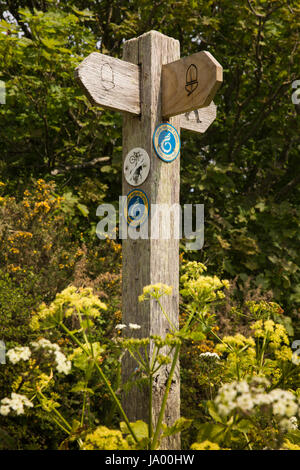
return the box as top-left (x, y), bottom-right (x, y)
top-left (0, 0), bottom-right (299, 326)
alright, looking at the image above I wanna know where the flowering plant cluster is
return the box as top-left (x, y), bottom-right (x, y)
top-left (0, 262), bottom-right (299, 450)
top-left (0, 393), bottom-right (33, 417)
top-left (215, 378), bottom-right (300, 430)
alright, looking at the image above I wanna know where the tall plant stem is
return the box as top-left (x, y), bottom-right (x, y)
top-left (148, 374), bottom-right (153, 445)
top-left (60, 322), bottom-right (138, 444)
top-left (151, 342), bottom-right (180, 450)
top-left (157, 299), bottom-right (177, 332)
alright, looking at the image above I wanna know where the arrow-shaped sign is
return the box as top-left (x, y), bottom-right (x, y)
top-left (162, 51), bottom-right (223, 118)
top-left (75, 52), bottom-right (140, 115)
top-left (75, 51), bottom-right (221, 133)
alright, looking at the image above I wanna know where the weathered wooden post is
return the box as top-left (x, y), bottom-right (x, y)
top-left (75, 30), bottom-right (222, 450)
top-left (121, 31), bottom-right (181, 450)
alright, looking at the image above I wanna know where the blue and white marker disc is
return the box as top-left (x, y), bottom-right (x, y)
top-left (124, 189), bottom-right (149, 227)
top-left (153, 123), bottom-right (180, 162)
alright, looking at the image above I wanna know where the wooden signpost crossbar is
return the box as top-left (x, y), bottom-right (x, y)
top-left (75, 30), bottom-right (223, 450)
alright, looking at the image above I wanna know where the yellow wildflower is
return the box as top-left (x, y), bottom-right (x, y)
top-left (138, 283), bottom-right (173, 301)
top-left (83, 426), bottom-right (130, 450)
top-left (282, 440), bottom-right (300, 450)
top-left (191, 440), bottom-right (220, 450)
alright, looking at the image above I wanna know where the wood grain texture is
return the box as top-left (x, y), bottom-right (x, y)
top-left (122, 31), bottom-right (181, 450)
top-left (162, 51), bottom-right (223, 118)
top-left (75, 52), bottom-right (140, 115)
top-left (180, 101), bottom-right (217, 133)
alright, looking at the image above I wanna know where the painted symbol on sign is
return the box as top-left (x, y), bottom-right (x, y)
top-left (124, 147), bottom-right (150, 186)
top-left (185, 109), bottom-right (201, 123)
top-left (125, 189), bottom-right (149, 227)
top-left (160, 132), bottom-right (172, 153)
top-left (100, 62), bottom-right (115, 91)
top-left (153, 123), bottom-right (180, 162)
top-left (185, 64), bottom-right (198, 96)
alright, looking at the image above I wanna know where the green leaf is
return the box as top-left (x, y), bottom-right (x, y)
top-left (100, 165), bottom-right (112, 173)
top-left (233, 419), bottom-right (252, 433)
top-left (0, 427), bottom-right (17, 450)
top-left (120, 420), bottom-right (148, 440)
top-left (161, 417), bottom-right (192, 438)
top-left (207, 401), bottom-right (223, 424)
top-left (286, 430), bottom-right (300, 445)
top-left (77, 203), bottom-right (89, 217)
top-left (71, 382), bottom-right (94, 395)
top-left (196, 422), bottom-right (226, 445)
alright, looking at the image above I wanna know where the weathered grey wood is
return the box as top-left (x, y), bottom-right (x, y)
top-left (162, 51), bottom-right (223, 118)
top-left (122, 31), bottom-right (180, 450)
top-left (75, 52), bottom-right (140, 115)
top-left (180, 101), bottom-right (217, 133)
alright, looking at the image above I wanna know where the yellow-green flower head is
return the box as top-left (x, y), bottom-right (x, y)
top-left (30, 285), bottom-right (107, 330)
top-left (216, 334), bottom-right (255, 353)
top-left (275, 346), bottom-right (293, 362)
top-left (83, 426), bottom-right (130, 450)
top-left (283, 439), bottom-right (300, 450)
top-left (180, 261), bottom-right (229, 305)
top-left (191, 440), bottom-right (220, 450)
top-left (250, 320), bottom-right (289, 347)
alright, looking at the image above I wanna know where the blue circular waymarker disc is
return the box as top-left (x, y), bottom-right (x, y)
top-left (153, 123), bottom-right (180, 162)
top-left (124, 189), bottom-right (149, 227)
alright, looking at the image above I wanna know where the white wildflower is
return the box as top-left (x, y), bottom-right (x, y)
top-left (253, 393), bottom-right (272, 406)
top-left (269, 389), bottom-right (298, 417)
top-left (289, 416), bottom-right (298, 430)
top-left (115, 324), bottom-right (127, 330)
top-left (54, 350), bottom-right (72, 375)
top-left (280, 416), bottom-right (299, 431)
top-left (31, 338), bottom-right (60, 352)
top-left (279, 416), bottom-right (298, 431)
top-left (214, 379), bottom-right (300, 424)
top-left (129, 323), bottom-right (141, 330)
top-left (199, 352), bottom-right (220, 360)
top-left (235, 381), bottom-right (250, 394)
top-left (272, 401), bottom-right (285, 416)
top-left (235, 393), bottom-right (254, 412)
top-left (30, 338), bottom-right (71, 375)
top-left (0, 405), bottom-right (10, 416)
top-left (0, 393), bottom-right (33, 416)
top-left (217, 404), bottom-right (231, 417)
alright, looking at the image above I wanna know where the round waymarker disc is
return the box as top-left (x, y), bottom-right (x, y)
top-left (124, 189), bottom-right (149, 227)
top-left (124, 147), bottom-right (150, 186)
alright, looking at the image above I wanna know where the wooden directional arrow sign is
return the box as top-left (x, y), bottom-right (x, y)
top-left (180, 101), bottom-right (217, 133)
top-left (75, 52), bottom-right (140, 115)
top-left (162, 51), bottom-right (223, 118)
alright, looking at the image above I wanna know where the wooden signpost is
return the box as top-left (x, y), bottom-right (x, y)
top-left (76, 30), bottom-right (222, 449)
top-left (162, 51), bottom-right (222, 118)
